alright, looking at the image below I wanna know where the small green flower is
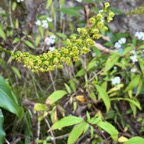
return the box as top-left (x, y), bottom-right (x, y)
top-left (96, 13), bottom-right (103, 20)
top-left (97, 22), bottom-right (104, 28)
top-left (107, 16), bottom-right (113, 22)
top-left (104, 2), bottom-right (110, 8)
top-left (109, 11), bottom-right (115, 17)
top-left (86, 38), bottom-right (95, 46)
top-left (89, 17), bottom-right (96, 24)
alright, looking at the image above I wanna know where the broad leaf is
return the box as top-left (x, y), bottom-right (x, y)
top-left (59, 7), bottom-right (80, 16)
top-left (68, 121), bottom-right (89, 144)
top-left (0, 25), bottom-right (6, 41)
top-left (34, 103), bottom-right (47, 111)
top-left (125, 75), bottom-right (141, 92)
top-left (24, 40), bottom-right (35, 49)
top-left (46, 0), bottom-right (52, 8)
top-left (104, 53), bottom-right (121, 72)
top-left (97, 120), bottom-right (118, 141)
top-left (96, 85), bottom-right (110, 112)
top-left (0, 76), bottom-right (23, 118)
top-left (124, 136), bottom-right (144, 144)
top-left (111, 97), bottom-right (141, 110)
top-left (51, 116), bottom-right (83, 130)
top-left (46, 90), bottom-right (67, 105)
top-left (0, 90), bottom-right (23, 118)
top-left (0, 110), bottom-right (5, 143)
top-left (11, 66), bottom-right (21, 79)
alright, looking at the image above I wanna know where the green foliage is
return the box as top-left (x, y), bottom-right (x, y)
top-left (11, 3), bottom-right (114, 73)
top-left (51, 116), bottom-right (83, 130)
top-left (124, 136), bottom-right (144, 144)
top-left (0, 0), bottom-right (144, 143)
top-left (0, 110), bottom-right (5, 144)
top-left (0, 76), bottom-right (23, 118)
top-left (95, 85), bottom-right (110, 113)
top-left (46, 90), bottom-right (67, 105)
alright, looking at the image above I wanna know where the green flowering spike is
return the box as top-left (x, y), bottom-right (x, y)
top-left (93, 34), bottom-right (101, 39)
top-left (96, 13), bottom-right (103, 20)
top-left (107, 16), bottom-right (113, 22)
top-left (97, 22), bottom-right (104, 28)
top-left (109, 11), bottom-right (115, 17)
top-left (11, 2), bottom-right (114, 72)
top-left (89, 17), bottom-right (96, 25)
top-left (73, 56), bottom-right (80, 62)
top-left (86, 38), bottom-right (95, 46)
top-left (104, 2), bottom-right (110, 8)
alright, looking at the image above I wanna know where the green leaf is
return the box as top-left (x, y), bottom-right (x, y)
top-left (139, 58), bottom-right (144, 75)
top-left (60, 0), bottom-right (65, 6)
top-left (0, 89), bottom-right (23, 118)
top-left (0, 25), bottom-right (6, 41)
top-left (64, 83), bottom-right (71, 94)
top-left (76, 68), bottom-right (84, 77)
top-left (125, 75), bottom-right (141, 92)
top-left (34, 103), bottom-right (47, 111)
top-left (59, 7), bottom-right (80, 16)
top-left (124, 137), bottom-right (144, 144)
top-left (122, 46), bottom-right (132, 55)
top-left (12, 37), bottom-right (20, 44)
top-left (68, 121), bottom-right (89, 144)
top-left (35, 35), bottom-right (41, 47)
top-left (69, 79), bottom-right (76, 92)
top-left (46, 0), bottom-right (53, 8)
top-left (0, 110), bottom-right (5, 143)
top-left (11, 66), bottom-right (21, 79)
top-left (51, 116), bottom-right (83, 130)
top-left (24, 40), bottom-right (35, 49)
top-left (111, 97), bottom-right (141, 110)
top-left (12, 2), bottom-right (17, 11)
top-left (0, 76), bottom-right (23, 118)
top-left (88, 117), bottom-right (102, 124)
top-left (87, 59), bottom-right (97, 71)
top-left (96, 85), bottom-right (110, 112)
top-left (104, 53), bottom-right (121, 72)
top-left (46, 90), bottom-right (67, 105)
top-left (97, 120), bottom-right (118, 141)
top-left (56, 32), bottom-right (66, 38)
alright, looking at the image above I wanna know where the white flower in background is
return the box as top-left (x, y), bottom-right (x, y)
top-left (130, 68), bottom-right (137, 73)
top-left (135, 32), bottom-right (144, 40)
top-left (114, 37), bottom-right (126, 49)
top-left (99, 10), bottom-right (103, 13)
top-left (76, 0), bottom-right (82, 2)
top-left (45, 35), bottom-right (56, 46)
top-left (47, 17), bottom-right (53, 22)
top-left (118, 38), bottom-right (126, 45)
top-left (130, 55), bottom-right (138, 63)
top-left (111, 76), bottom-right (121, 85)
top-left (114, 66), bottom-right (117, 70)
top-left (130, 50), bottom-right (136, 54)
top-left (49, 47), bottom-right (55, 51)
top-left (50, 35), bottom-right (56, 39)
top-left (92, 53), bottom-right (96, 57)
top-left (114, 42), bottom-right (121, 49)
top-left (35, 19), bottom-right (41, 26)
top-left (41, 20), bottom-right (48, 29)
top-left (17, 0), bottom-right (24, 2)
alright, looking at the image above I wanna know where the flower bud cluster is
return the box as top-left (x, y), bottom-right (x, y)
top-left (11, 2), bottom-right (114, 72)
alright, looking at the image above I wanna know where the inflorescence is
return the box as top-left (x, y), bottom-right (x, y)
top-left (11, 2), bottom-right (114, 72)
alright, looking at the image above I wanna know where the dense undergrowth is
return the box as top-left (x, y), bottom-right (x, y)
top-left (0, 0), bottom-right (144, 144)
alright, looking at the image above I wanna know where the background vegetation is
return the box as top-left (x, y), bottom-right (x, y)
top-left (0, 0), bottom-right (144, 144)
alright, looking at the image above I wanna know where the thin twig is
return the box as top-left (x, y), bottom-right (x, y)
top-left (95, 43), bottom-right (117, 53)
top-left (49, 72), bottom-right (56, 91)
top-left (44, 118), bottom-right (56, 144)
top-left (9, 0), bottom-right (13, 28)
